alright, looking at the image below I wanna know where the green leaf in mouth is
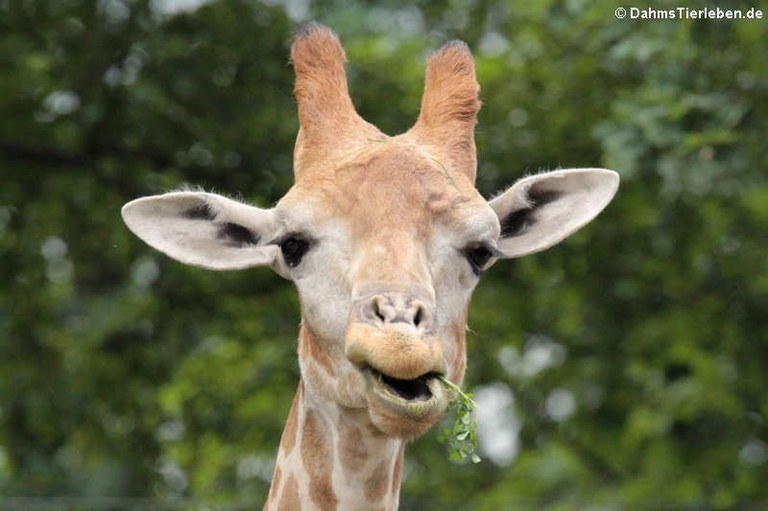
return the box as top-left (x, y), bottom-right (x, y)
top-left (437, 375), bottom-right (481, 464)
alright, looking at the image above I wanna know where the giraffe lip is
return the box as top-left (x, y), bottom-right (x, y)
top-left (363, 367), bottom-right (445, 411)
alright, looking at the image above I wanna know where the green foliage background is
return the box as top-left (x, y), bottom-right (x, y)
top-left (1, 0), bottom-right (766, 509)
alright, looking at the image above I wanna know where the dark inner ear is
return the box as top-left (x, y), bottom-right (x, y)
top-left (183, 203), bottom-right (259, 247)
top-left (217, 223), bottom-right (260, 247)
top-left (500, 188), bottom-right (562, 238)
top-left (184, 204), bottom-right (216, 220)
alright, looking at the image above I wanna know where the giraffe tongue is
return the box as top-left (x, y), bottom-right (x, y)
top-left (380, 373), bottom-right (433, 402)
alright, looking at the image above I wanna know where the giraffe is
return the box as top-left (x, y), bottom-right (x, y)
top-left (121, 22), bottom-right (619, 511)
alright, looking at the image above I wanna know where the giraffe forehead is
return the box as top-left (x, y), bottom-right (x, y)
top-left (281, 142), bottom-right (491, 235)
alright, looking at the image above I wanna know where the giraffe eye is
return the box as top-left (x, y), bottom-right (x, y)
top-left (279, 233), bottom-right (312, 268)
top-left (463, 244), bottom-right (494, 276)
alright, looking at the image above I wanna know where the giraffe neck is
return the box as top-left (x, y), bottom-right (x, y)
top-left (264, 381), bottom-right (406, 511)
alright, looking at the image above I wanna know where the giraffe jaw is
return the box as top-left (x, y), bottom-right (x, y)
top-left (362, 367), bottom-right (448, 438)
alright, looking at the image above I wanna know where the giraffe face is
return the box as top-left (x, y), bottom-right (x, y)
top-left (121, 23), bottom-right (619, 444)
top-left (122, 161), bottom-right (618, 441)
top-left (275, 141), bottom-right (498, 438)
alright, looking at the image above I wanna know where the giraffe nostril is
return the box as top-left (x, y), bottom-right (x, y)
top-left (413, 306), bottom-right (424, 328)
top-left (373, 297), bottom-right (387, 323)
top-left (358, 292), bottom-right (435, 331)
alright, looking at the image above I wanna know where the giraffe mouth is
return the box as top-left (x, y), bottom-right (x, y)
top-left (363, 367), bottom-right (445, 414)
top-left (375, 370), bottom-right (439, 401)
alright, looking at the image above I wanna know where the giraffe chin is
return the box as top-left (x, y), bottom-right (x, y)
top-left (363, 368), bottom-right (448, 439)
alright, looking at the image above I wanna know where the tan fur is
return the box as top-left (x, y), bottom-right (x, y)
top-left (300, 324), bottom-right (334, 377)
top-left (301, 410), bottom-right (339, 510)
top-left (269, 466), bottom-right (282, 502)
top-left (279, 383), bottom-right (302, 456)
top-left (338, 420), bottom-right (368, 476)
top-left (278, 474), bottom-right (301, 511)
top-left (365, 461), bottom-right (390, 502)
top-left (391, 452), bottom-right (404, 495)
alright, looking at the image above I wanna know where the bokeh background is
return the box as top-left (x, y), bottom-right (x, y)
top-left (2, 0), bottom-right (767, 509)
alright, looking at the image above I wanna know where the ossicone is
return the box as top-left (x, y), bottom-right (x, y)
top-left (407, 39), bottom-right (481, 183)
top-left (290, 22), bottom-right (383, 178)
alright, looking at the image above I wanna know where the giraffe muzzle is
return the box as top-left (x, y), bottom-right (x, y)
top-left (345, 291), bottom-right (449, 437)
top-left (345, 321), bottom-right (445, 380)
top-left (346, 291), bottom-right (444, 376)
top-left (344, 321), bottom-right (448, 421)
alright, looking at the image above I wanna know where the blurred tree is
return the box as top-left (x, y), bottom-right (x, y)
top-left (1, 0), bottom-right (766, 509)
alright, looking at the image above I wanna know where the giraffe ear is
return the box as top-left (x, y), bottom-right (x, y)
top-left (489, 168), bottom-right (619, 258)
top-left (122, 192), bottom-right (279, 271)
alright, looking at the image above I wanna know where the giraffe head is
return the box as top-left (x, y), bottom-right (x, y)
top-left (122, 23), bottom-right (618, 440)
